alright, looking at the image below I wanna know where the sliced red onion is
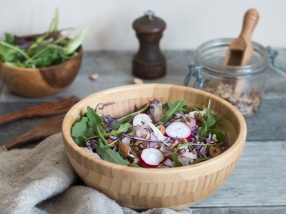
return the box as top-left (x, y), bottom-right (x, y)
top-left (133, 113), bottom-right (152, 126)
top-left (96, 101), bottom-right (115, 110)
top-left (149, 133), bottom-right (159, 148)
top-left (108, 135), bottom-right (118, 140)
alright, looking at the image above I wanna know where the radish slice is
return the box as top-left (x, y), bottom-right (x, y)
top-left (133, 113), bottom-right (152, 126)
top-left (166, 122), bottom-right (192, 139)
top-left (139, 148), bottom-right (164, 168)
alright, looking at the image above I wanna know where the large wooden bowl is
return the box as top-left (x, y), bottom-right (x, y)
top-left (0, 48), bottom-right (82, 98)
top-left (62, 84), bottom-right (247, 210)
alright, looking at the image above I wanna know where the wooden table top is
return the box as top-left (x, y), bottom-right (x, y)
top-left (1, 50), bottom-right (286, 213)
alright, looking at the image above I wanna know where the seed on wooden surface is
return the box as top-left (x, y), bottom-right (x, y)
top-left (134, 78), bottom-right (144, 84)
top-left (89, 73), bottom-right (99, 80)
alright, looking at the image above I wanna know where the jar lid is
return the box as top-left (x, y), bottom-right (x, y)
top-left (132, 11), bottom-right (166, 34)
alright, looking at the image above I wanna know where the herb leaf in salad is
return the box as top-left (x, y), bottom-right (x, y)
top-left (161, 100), bottom-right (187, 123)
top-left (71, 99), bottom-right (228, 168)
top-left (94, 141), bottom-right (129, 166)
top-left (0, 9), bottom-right (89, 68)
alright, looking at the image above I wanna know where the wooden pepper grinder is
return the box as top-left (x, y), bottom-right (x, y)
top-left (132, 11), bottom-right (167, 79)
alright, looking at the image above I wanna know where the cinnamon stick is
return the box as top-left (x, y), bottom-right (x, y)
top-left (1, 116), bottom-right (63, 150)
top-left (0, 96), bottom-right (79, 125)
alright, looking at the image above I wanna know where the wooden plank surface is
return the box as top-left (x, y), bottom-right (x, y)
top-left (196, 140), bottom-right (286, 207)
top-left (191, 207), bottom-right (286, 214)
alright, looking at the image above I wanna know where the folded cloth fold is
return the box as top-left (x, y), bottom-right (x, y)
top-left (0, 133), bottom-right (192, 214)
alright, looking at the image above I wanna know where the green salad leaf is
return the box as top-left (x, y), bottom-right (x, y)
top-left (196, 107), bottom-right (225, 142)
top-left (105, 123), bottom-right (131, 137)
top-left (74, 136), bottom-right (86, 147)
top-left (86, 106), bottom-right (107, 145)
top-left (161, 100), bottom-right (188, 123)
top-left (95, 141), bottom-right (129, 166)
top-left (173, 149), bottom-right (183, 167)
top-left (71, 116), bottom-right (94, 139)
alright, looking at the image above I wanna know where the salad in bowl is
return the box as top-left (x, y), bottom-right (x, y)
top-left (71, 99), bottom-right (227, 168)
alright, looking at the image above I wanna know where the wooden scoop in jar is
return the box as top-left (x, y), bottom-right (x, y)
top-left (224, 9), bottom-right (259, 97)
top-left (224, 9), bottom-right (259, 66)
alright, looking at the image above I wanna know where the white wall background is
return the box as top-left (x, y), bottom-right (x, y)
top-left (0, 0), bottom-right (285, 51)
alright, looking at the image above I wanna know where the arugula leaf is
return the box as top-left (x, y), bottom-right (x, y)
top-left (173, 149), bottom-right (182, 167)
top-left (25, 44), bottom-right (70, 68)
top-left (161, 100), bottom-right (187, 123)
top-left (87, 106), bottom-right (103, 126)
top-left (71, 116), bottom-right (94, 138)
top-left (173, 143), bottom-right (190, 167)
top-left (111, 102), bottom-right (149, 128)
top-left (173, 151), bottom-right (183, 167)
top-left (206, 108), bottom-right (217, 129)
top-left (94, 143), bottom-right (129, 166)
top-left (86, 106), bottom-right (107, 145)
top-left (105, 123), bottom-right (131, 137)
top-left (194, 107), bottom-right (225, 142)
top-left (74, 136), bottom-right (86, 147)
top-left (198, 125), bottom-right (207, 142)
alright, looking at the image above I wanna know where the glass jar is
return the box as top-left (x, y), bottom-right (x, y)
top-left (185, 38), bottom-right (273, 117)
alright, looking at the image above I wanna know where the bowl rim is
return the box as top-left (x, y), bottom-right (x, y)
top-left (62, 83), bottom-right (247, 173)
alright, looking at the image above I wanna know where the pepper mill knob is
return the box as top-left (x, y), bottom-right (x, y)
top-left (132, 11), bottom-right (167, 79)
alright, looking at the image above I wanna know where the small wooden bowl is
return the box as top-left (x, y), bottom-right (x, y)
top-left (62, 84), bottom-right (247, 210)
top-left (0, 48), bottom-right (82, 98)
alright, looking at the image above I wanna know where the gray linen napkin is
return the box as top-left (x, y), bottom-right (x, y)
top-left (0, 133), bottom-right (193, 214)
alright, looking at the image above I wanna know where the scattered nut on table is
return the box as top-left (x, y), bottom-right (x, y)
top-left (89, 73), bottom-right (99, 80)
top-left (133, 78), bottom-right (144, 84)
